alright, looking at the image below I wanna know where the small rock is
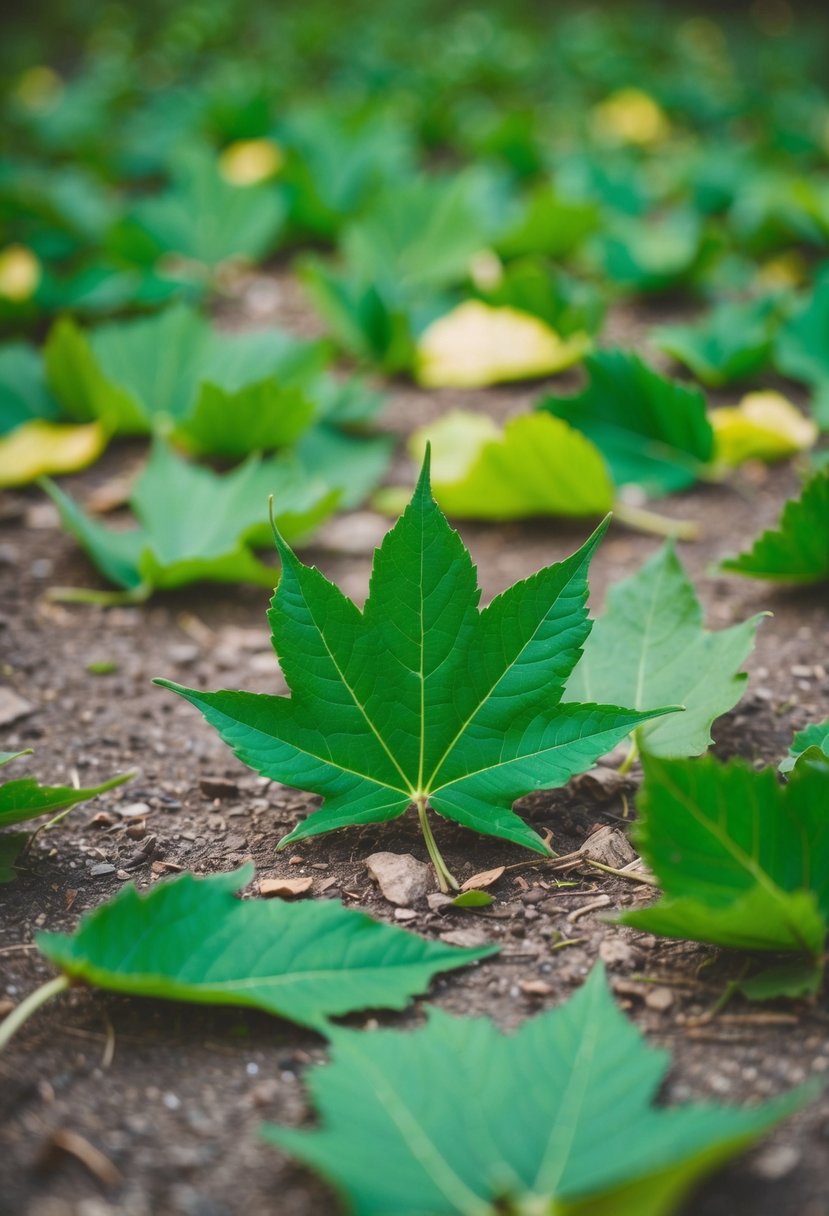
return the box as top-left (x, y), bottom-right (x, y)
top-left (365, 852), bottom-right (435, 906)
top-left (579, 825), bottom-right (637, 869)
top-left (119, 802), bottom-right (151, 819)
top-left (572, 768), bottom-right (630, 801)
top-left (199, 777), bottom-right (239, 800)
top-left (314, 512), bottom-right (389, 556)
top-left (439, 927), bottom-right (491, 949)
top-left (751, 1144), bottom-right (801, 1180)
top-left (0, 688), bottom-right (34, 728)
top-left (427, 893), bottom-right (453, 912)
top-left (643, 985), bottom-right (675, 1012)
top-left (518, 979), bottom-right (553, 997)
top-left (257, 877), bottom-right (313, 899)
top-left (90, 863), bottom-right (116, 877)
top-left (599, 937), bottom-right (640, 970)
top-left (168, 644), bottom-right (200, 666)
top-left (394, 908), bottom-right (418, 921)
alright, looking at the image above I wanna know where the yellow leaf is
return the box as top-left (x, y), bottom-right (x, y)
top-left (0, 245), bottom-right (41, 302)
top-left (711, 391), bottom-right (818, 468)
top-left (14, 65), bottom-right (63, 112)
top-left (0, 421), bottom-right (106, 487)
top-left (416, 301), bottom-right (590, 389)
top-left (218, 139), bottom-right (283, 186)
top-left (591, 88), bottom-right (670, 146)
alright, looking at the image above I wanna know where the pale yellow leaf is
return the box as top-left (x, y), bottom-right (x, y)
top-left (0, 245), bottom-right (41, 301)
top-left (0, 420), bottom-right (106, 487)
top-left (591, 88), bottom-right (670, 146)
top-left (219, 139), bottom-right (283, 186)
top-left (711, 391), bottom-right (818, 468)
top-left (416, 300), bottom-right (590, 388)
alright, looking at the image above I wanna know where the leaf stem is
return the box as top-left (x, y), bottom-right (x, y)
top-left (0, 974), bottom-right (69, 1052)
top-left (614, 502), bottom-right (699, 540)
top-left (415, 798), bottom-right (459, 893)
top-left (46, 584), bottom-right (151, 606)
top-left (617, 738), bottom-right (639, 776)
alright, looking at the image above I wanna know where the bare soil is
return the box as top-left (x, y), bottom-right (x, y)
top-left (1, 276), bottom-right (828, 1216)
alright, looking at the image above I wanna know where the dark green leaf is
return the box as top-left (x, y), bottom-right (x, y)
top-left (156, 455), bottom-right (672, 884)
top-left (265, 965), bottom-right (805, 1215)
top-left (622, 754), bottom-right (829, 988)
top-left (38, 866), bottom-right (494, 1032)
top-left (719, 469), bottom-right (829, 584)
top-left (780, 719), bottom-right (829, 774)
top-left (654, 297), bottom-right (778, 387)
top-left (539, 350), bottom-right (714, 498)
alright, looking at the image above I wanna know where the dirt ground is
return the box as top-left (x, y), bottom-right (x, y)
top-left (1, 275), bottom-right (828, 1216)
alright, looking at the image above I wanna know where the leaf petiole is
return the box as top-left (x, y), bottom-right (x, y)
top-left (415, 797), bottom-right (459, 893)
top-left (0, 974), bottom-right (69, 1052)
top-left (614, 501), bottom-right (698, 540)
top-left (46, 584), bottom-right (151, 606)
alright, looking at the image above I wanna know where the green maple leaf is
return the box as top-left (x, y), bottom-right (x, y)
top-left (156, 455), bottom-right (673, 890)
top-left (43, 304), bottom-right (328, 443)
top-left (42, 440), bottom-right (338, 603)
top-left (123, 145), bottom-right (286, 268)
top-left (539, 350), bottom-right (714, 498)
top-left (622, 754), bottom-right (829, 996)
top-left (24, 866), bottom-right (494, 1036)
top-left (774, 265), bottom-right (829, 388)
top-left (780, 718), bottom-right (829, 774)
top-left (0, 750), bottom-right (133, 883)
top-left (300, 259), bottom-right (417, 375)
top-left (265, 965), bottom-right (805, 1216)
top-left (0, 343), bottom-right (61, 435)
top-left (654, 296), bottom-right (778, 388)
top-left (719, 468), bottom-right (829, 584)
top-left (566, 542), bottom-right (764, 757)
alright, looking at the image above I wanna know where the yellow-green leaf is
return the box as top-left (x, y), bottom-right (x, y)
top-left (711, 391), bottom-right (817, 467)
top-left (0, 419), bottom-right (106, 487)
top-left (416, 301), bottom-right (590, 388)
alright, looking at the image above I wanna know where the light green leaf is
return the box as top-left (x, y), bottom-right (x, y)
top-left (300, 259), bottom-right (417, 374)
top-left (775, 265), bottom-right (829, 388)
top-left (780, 719), bottom-right (829, 774)
top-left (406, 411), bottom-right (614, 520)
top-left (597, 208), bottom-right (709, 293)
top-left (654, 296), bottom-right (778, 388)
top-left (156, 455), bottom-right (672, 889)
top-left (540, 350), bottom-right (714, 498)
top-left (37, 866), bottom-right (494, 1033)
top-left (622, 755), bottom-right (829, 981)
top-left (44, 305), bottom-right (328, 442)
top-left (125, 145), bottom-right (285, 268)
top-left (265, 965), bottom-right (805, 1216)
top-left (293, 426), bottom-right (393, 510)
top-left (719, 468), bottom-right (829, 583)
top-left (43, 440), bottom-right (338, 598)
top-left (566, 542), bottom-right (763, 756)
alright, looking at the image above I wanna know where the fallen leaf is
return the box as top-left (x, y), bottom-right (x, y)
top-left (711, 391), bottom-right (817, 467)
top-left (416, 300), bottom-right (589, 388)
top-left (258, 876), bottom-right (313, 898)
top-left (0, 420), bottom-right (105, 487)
top-left (460, 866), bottom-right (505, 892)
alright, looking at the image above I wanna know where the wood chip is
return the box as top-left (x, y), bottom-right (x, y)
top-left (517, 979), bottom-right (553, 997)
top-left (460, 865), bottom-right (505, 892)
top-left (257, 877), bottom-right (313, 899)
top-left (578, 825), bottom-right (636, 868)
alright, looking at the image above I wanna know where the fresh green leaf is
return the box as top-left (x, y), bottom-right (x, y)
top-left (566, 542), bottom-right (763, 757)
top-left (622, 754), bottom-right (829, 990)
top-left (37, 865), bottom-right (495, 1032)
top-left (43, 440), bottom-right (338, 599)
top-left (478, 258), bottom-right (604, 339)
top-left (405, 411), bottom-right (614, 520)
top-left (0, 343), bottom-right (60, 434)
top-left (450, 889), bottom-right (493, 908)
top-left (293, 426), bottom-right (393, 510)
top-left (0, 750), bottom-right (33, 767)
top-left (300, 260), bottom-right (417, 374)
top-left (719, 468), bottom-right (829, 584)
top-left (156, 454), bottom-right (672, 890)
top-left (775, 265), bottom-right (829, 388)
top-left (123, 145), bottom-right (285, 268)
top-left (539, 350), bottom-right (714, 498)
top-left (654, 296), bottom-right (778, 387)
top-left (596, 208), bottom-right (711, 293)
top-left (43, 305), bottom-right (328, 441)
top-left (495, 185), bottom-right (600, 260)
top-left (780, 718), bottom-right (829, 774)
top-left (265, 964), bottom-right (805, 1216)
top-left (0, 766), bottom-right (134, 831)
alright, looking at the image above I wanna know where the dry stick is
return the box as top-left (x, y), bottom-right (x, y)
top-left (584, 859), bottom-right (657, 887)
top-left (0, 975), bottom-right (69, 1052)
